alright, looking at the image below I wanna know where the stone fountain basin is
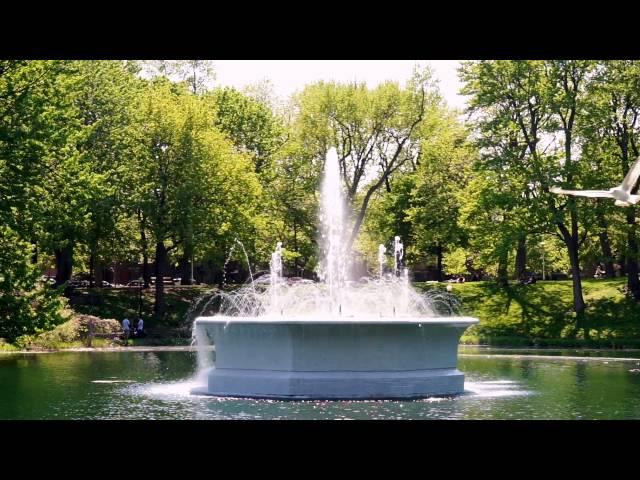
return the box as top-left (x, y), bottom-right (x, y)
top-left (193, 316), bottom-right (478, 400)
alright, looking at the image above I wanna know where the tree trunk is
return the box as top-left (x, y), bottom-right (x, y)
top-left (596, 208), bottom-right (615, 278)
top-left (180, 249), bottom-right (193, 286)
top-left (515, 235), bottom-right (527, 280)
top-left (54, 243), bottom-right (74, 287)
top-left (347, 174), bottom-right (389, 250)
top-left (561, 228), bottom-right (587, 338)
top-left (143, 253), bottom-right (150, 288)
top-left (89, 252), bottom-right (95, 288)
top-left (568, 243), bottom-right (587, 338)
top-left (435, 244), bottom-right (443, 282)
top-left (497, 250), bottom-right (509, 287)
top-left (626, 208), bottom-right (640, 300)
top-left (154, 241), bottom-right (167, 317)
top-left (138, 210), bottom-right (151, 288)
top-left (619, 255), bottom-right (627, 276)
top-left (95, 259), bottom-right (104, 288)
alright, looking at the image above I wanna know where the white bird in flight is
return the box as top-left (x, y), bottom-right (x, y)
top-left (549, 156), bottom-right (640, 207)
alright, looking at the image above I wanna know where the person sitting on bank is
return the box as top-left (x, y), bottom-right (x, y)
top-left (122, 317), bottom-right (131, 345)
top-left (136, 318), bottom-right (145, 338)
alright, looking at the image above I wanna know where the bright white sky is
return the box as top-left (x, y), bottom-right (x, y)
top-left (213, 60), bottom-right (468, 110)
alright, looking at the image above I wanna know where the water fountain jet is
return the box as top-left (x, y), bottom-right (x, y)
top-left (193, 147), bottom-right (477, 399)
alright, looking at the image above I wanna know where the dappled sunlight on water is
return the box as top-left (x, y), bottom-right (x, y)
top-left (464, 380), bottom-right (533, 398)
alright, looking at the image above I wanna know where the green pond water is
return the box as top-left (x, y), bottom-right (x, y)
top-left (2, 348), bottom-right (640, 419)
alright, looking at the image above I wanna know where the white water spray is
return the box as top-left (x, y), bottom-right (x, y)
top-left (394, 236), bottom-right (404, 277)
top-left (270, 241), bottom-right (283, 314)
top-left (191, 148), bottom-right (462, 323)
top-left (318, 147), bottom-right (348, 312)
top-left (378, 244), bottom-right (387, 279)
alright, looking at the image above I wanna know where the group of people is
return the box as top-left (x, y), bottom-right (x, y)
top-left (121, 317), bottom-right (144, 345)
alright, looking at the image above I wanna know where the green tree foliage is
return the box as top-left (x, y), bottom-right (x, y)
top-left (207, 86), bottom-right (286, 174)
top-left (580, 61), bottom-right (640, 298)
top-left (132, 79), bottom-right (262, 315)
top-left (4, 59), bottom-right (640, 345)
top-left (138, 60), bottom-right (216, 95)
top-left (0, 60), bottom-right (77, 335)
top-left (460, 60), bottom-right (598, 335)
top-left (0, 226), bottom-right (65, 342)
top-left (360, 107), bottom-right (473, 279)
top-left (293, 67), bottom-right (440, 249)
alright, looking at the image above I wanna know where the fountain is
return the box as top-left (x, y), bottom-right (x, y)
top-left (378, 244), bottom-right (387, 279)
top-left (394, 235), bottom-right (404, 276)
top-left (193, 148), bottom-right (477, 399)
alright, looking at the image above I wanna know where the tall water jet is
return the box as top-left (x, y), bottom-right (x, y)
top-left (378, 244), bottom-right (387, 280)
top-left (318, 147), bottom-right (347, 312)
top-left (394, 236), bottom-right (404, 277)
top-left (269, 241), bottom-right (283, 314)
top-left (401, 267), bottom-right (410, 314)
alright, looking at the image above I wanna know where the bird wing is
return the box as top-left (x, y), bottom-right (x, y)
top-left (621, 156), bottom-right (640, 192)
top-left (549, 187), bottom-right (614, 198)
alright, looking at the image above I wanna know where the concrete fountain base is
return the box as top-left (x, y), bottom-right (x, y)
top-left (193, 316), bottom-right (478, 400)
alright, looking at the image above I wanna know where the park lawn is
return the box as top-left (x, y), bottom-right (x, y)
top-left (10, 280), bottom-right (640, 351)
top-left (71, 285), bottom-right (214, 332)
top-left (415, 279), bottom-right (640, 347)
top-left (8, 286), bottom-right (215, 351)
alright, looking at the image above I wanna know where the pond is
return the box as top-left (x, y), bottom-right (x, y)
top-left (2, 348), bottom-right (640, 419)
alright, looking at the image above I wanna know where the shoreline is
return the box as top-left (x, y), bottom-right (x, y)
top-left (0, 345), bottom-right (214, 354)
top-left (2, 344), bottom-right (640, 356)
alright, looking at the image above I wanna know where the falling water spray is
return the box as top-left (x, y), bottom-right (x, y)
top-left (394, 236), bottom-right (404, 277)
top-left (318, 147), bottom-right (348, 313)
top-left (269, 241), bottom-right (283, 314)
top-left (378, 244), bottom-right (387, 280)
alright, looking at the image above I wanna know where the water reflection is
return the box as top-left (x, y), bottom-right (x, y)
top-left (2, 351), bottom-right (640, 419)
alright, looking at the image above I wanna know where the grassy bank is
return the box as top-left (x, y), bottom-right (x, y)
top-left (4, 285), bottom-right (214, 351)
top-left (70, 285), bottom-right (214, 335)
top-left (10, 311), bottom-right (197, 351)
top-left (416, 278), bottom-right (640, 347)
top-left (6, 280), bottom-right (640, 352)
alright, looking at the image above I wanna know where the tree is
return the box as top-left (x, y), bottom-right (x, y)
top-left (406, 109), bottom-right (474, 280)
top-left (69, 61), bottom-right (145, 287)
top-left (460, 61), bottom-right (546, 285)
top-left (0, 60), bottom-right (88, 286)
top-left (460, 60), bottom-right (596, 335)
top-left (360, 106), bottom-right (473, 280)
top-left (0, 226), bottom-right (65, 342)
top-left (133, 79), bottom-right (262, 315)
top-left (264, 140), bottom-right (320, 276)
top-left (582, 61), bottom-right (640, 299)
top-left (294, 66), bottom-right (440, 250)
top-left (138, 60), bottom-right (216, 95)
top-left (206, 86), bottom-right (286, 175)
top-left (134, 80), bottom-right (205, 315)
